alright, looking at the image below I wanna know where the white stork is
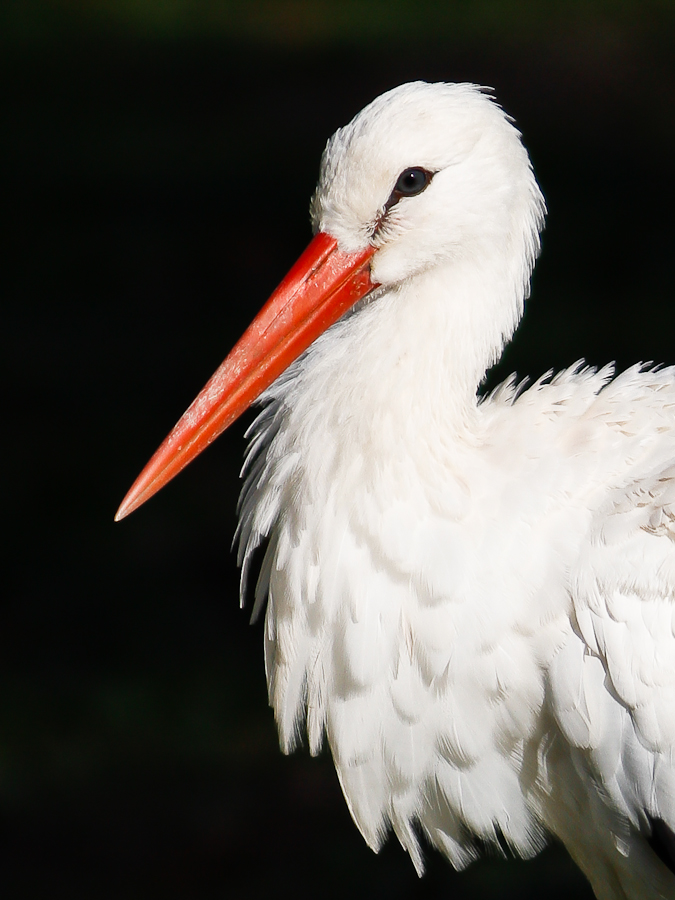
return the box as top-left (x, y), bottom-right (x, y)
top-left (117, 82), bottom-right (675, 899)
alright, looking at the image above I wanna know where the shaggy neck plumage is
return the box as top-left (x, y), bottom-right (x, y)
top-left (284, 241), bottom-right (530, 453)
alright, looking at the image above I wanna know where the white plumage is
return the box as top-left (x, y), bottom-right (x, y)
top-left (119, 82), bottom-right (675, 899)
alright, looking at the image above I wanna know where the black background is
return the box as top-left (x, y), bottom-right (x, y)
top-left (4, 2), bottom-right (675, 897)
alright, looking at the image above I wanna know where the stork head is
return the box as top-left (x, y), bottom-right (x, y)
top-left (311, 81), bottom-right (545, 287)
top-left (116, 82), bottom-right (545, 521)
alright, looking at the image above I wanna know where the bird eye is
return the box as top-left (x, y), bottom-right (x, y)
top-left (393, 167), bottom-right (433, 197)
top-left (373, 166), bottom-right (435, 237)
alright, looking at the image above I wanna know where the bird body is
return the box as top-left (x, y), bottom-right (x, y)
top-left (242, 351), bottom-right (675, 899)
top-left (118, 82), bottom-right (675, 899)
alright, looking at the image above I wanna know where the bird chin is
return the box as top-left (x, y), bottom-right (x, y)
top-left (346, 282), bottom-right (389, 317)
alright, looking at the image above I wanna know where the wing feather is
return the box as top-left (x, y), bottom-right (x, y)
top-left (550, 456), bottom-right (675, 885)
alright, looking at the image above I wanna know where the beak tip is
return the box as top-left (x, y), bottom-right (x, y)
top-left (114, 500), bottom-right (131, 522)
top-left (115, 487), bottom-right (143, 522)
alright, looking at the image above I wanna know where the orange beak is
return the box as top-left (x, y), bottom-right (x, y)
top-left (115, 232), bottom-right (377, 521)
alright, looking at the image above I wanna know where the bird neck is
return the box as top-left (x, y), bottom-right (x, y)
top-left (285, 244), bottom-right (527, 457)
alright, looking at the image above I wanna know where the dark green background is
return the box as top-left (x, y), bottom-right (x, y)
top-left (4, 2), bottom-right (675, 897)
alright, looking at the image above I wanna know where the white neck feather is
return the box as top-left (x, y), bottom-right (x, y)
top-left (282, 235), bottom-right (530, 455)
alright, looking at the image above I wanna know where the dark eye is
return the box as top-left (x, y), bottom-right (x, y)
top-left (373, 166), bottom-right (435, 237)
top-left (393, 167), bottom-right (433, 197)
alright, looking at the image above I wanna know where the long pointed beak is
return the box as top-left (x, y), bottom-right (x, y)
top-left (115, 232), bottom-right (377, 521)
